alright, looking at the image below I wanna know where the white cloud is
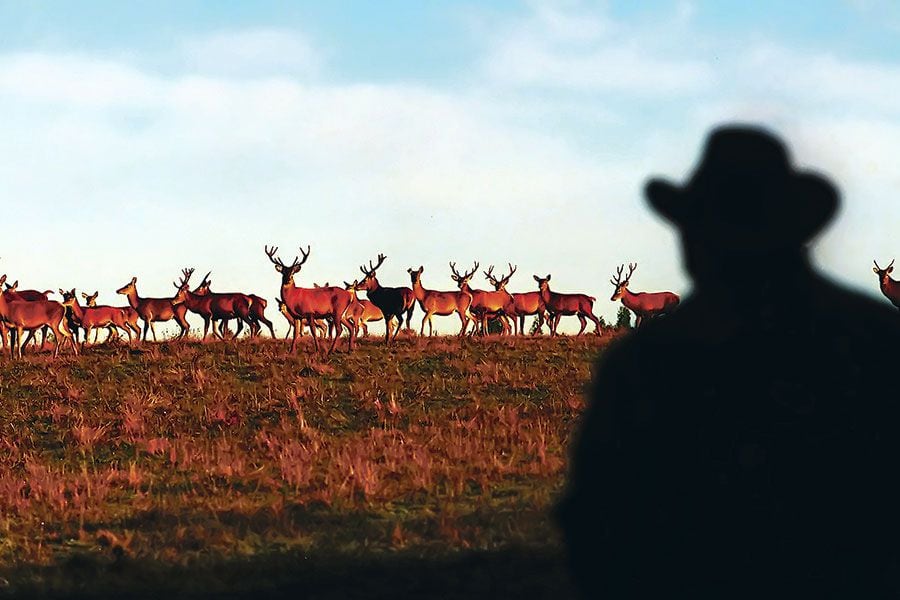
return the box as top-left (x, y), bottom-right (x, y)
top-left (183, 29), bottom-right (322, 77)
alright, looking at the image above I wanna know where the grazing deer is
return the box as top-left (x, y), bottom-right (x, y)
top-left (61, 289), bottom-right (141, 347)
top-left (534, 274), bottom-right (602, 336)
top-left (81, 291), bottom-right (141, 344)
top-left (344, 280), bottom-right (385, 337)
top-left (873, 259), bottom-right (900, 310)
top-left (264, 245), bottom-right (353, 354)
top-left (0, 274), bottom-right (77, 359)
top-left (358, 254), bottom-right (416, 343)
top-left (3, 280), bottom-right (53, 349)
top-left (116, 276), bottom-right (191, 342)
top-left (610, 263), bottom-right (680, 327)
top-left (408, 265), bottom-right (476, 336)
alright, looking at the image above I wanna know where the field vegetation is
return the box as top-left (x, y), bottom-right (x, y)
top-left (0, 333), bottom-right (614, 598)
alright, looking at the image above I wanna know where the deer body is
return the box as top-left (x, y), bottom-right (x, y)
top-left (1, 282), bottom-right (52, 350)
top-left (535, 275), bottom-right (602, 336)
top-left (344, 281), bottom-right (385, 338)
top-left (81, 292), bottom-right (141, 344)
top-left (610, 263), bottom-right (680, 327)
top-left (510, 292), bottom-right (545, 335)
top-left (116, 277), bottom-right (190, 342)
top-left (358, 254), bottom-right (416, 343)
top-left (408, 266), bottom-right (474, 336)
top-left (0, 275), bottom-right (76, 358)
top-left (873, 260), bottom-right (900, 310)
top-left (63, 290), bottom-right (140, 346)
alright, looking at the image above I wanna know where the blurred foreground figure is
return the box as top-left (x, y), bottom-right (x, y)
top-left (557, 125), bottom-right (900, 598)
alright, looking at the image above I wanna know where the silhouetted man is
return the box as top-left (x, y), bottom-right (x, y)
top-left (557, 125), bottom-right (900, 598)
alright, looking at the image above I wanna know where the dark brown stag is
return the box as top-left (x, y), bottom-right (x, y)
top-left (534, 274), bottom-right (602, 336)
top-left (264, 245), bottom-right (353, 354)
top-left (873, 259), bottom-right (900, 310)
top-left (358, 254), bottom-right (416, 343)
top-left (116, 276), bottom-right (191, 342)
top-left (610, 263), bottom-right (680, 327)
top-left (182, 271), bottom-right (256, 339)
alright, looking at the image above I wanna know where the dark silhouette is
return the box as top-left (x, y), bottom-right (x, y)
top-left (557, 125), bottom-right (900, 598)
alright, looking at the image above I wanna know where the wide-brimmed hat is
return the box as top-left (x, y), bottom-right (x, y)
top-left (645, 125), bottom-right (839, 250)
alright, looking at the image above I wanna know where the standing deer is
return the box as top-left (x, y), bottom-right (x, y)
top-left (873, 259), bottom-right (900, 310)
top-left (182, 271), bottom-right (255, 340)
top-left (3, 280), bottom-right (53, 349)
top-left (534, 274), bottom-right (602, 336)
top-left (275, 298), bottom-right (328, 339)
top-left (408, 265), bottom-right (475, 336)
top-left (0, 274), bottom-right (78, 358)
top-left (264, 245), bottom-right (353, 354)
top-left (194, 274), bottom-right (276, 338)
top-left (81, 291), bottom-right (141, 344)
top-left (60, 289), bottom-right (141, 347)
top-left (610, 263), bottom-right (680, 327)
top-left (116, 276), bottom-right (191, 342)
top-left (358, 254), bottom-right (416, 343)
top-left (344, 280), bottom-right (385, 337)
top-left (476, 264), bottom-right (519, 335)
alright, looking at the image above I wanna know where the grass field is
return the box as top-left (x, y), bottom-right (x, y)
top-left (0, 333), bottom-right (612, 598)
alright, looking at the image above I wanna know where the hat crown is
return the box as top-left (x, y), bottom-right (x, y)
top-left (694, 127), bottom-right (791, 182)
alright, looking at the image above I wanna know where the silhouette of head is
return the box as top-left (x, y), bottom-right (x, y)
top-left (646, 125), bottom-right (840, 281)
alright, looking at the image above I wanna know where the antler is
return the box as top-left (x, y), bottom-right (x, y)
top-left (175, 267), bottom-right (194, 289)
top-left (502, 263), bottom-right (517, 285)
top-left (264, 245), bottom-right (284, 267)
top-left (450, 261), bottom-right (479, 281)
top-left (626, 263), bottom-right (637, 283)
top-left (360, 253), bottom-right (387, 277)
top-left (265, 245), bottom-right (310, 270)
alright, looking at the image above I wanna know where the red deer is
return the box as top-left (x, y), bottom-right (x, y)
top-left (264, 245), bottom-right (353, 354)
top-left (81, 291), bottom-right (141, 344)
top-left (477, 264), bottom-right (520, 335)
top-left (275, 298), bottom-right (327, 339)
top-left (534, 274), bottom-right (602, 336)
top-left (61, 289), bottom-right (141, 347)
top-left (3, 279), bottom-right (53, 349)
top-left (116, 276), bottom-right (191, 342)
top-left (610, 263), bottom-right (680, 327)
top-left (408, 265), bottom-right (475, 336)
top-left (358, 254), bottom-right (416, 343)
top-left (182, 271), bottom-right (256, 340)
top-left (873, 259), bottom-right (900, 310)
top-left (0, 274), bottom-right (78, 358)
top-left (344, 280), bottom-right (385, 337)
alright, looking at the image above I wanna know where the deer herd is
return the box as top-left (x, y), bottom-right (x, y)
top-left (0, 247), bottom-right (683, 358)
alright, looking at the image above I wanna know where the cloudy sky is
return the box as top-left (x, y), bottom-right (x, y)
top-left (1, 1), bottom-right (899, 335)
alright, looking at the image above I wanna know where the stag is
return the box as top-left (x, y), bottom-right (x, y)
top-left (183, 271), bottom-right (257, 340)
top-left (81, 291), bottom-right (141, 344)
top-left (358, 254), bottom-right (416, 343)
top-left (534, 274), bottom-right (602, 336)
top-left (264, 245), bottom-right (353, 354)
top-left (475, 264), bottom-right (519, 335)
top-left (407, 265), bottom-right (475, 336)
top-left (193, 274), bottom-right (275, 338)
top-left (610, 263), bottom-right (680, 327)
top-left (116, 276), bottom-right (191, 342)
top-left (61, 289), bottom-right (141, 347)
top-left (344, 280), bottom-right (385, 337)
top-left (0, 274), bottom-right (77, 358)
top-left (873, 259), bottom-right (900, 310)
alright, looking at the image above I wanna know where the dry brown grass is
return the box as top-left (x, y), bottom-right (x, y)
top-left (0, 332), bottom-right (614, 596)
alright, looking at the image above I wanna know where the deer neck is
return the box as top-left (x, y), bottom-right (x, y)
top-left (539, 286), bottom-right (551, 304)
top-left (619, 288), bottom-right (643, 311)
top-left (124, 288), bottom-right (141, 310)
top-left (67, 299), bottom-right (85, 321)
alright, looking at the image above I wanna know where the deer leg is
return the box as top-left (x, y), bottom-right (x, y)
top-left (308, 316), bottom-right (321, 353)
top-left (405, 306), bottom-right (414, 332)
top-left (149, 321), bottom-right (158, 342)
top-left (420, 312), bottom-right (429, 337)
top-left (586, 311), bottom-right (602, 335)
top-left (260, 315), bottom-right (275, 338)
top-left (290, 318), bottom-right (301, 353)
top-left (15, 327), bottom-right (26, 359)
top-left (576, 314), bottom-right (587, 336)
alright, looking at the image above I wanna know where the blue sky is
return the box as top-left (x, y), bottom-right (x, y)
top-left (1, 1), bottom-right (899, 335)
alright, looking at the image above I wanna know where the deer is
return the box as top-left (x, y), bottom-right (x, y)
top-left (473, 264), bottom-right (519, 336)
top-left (534, 274), bottom-right (602, 336)
top-left (275, 298), bottom-right (328, 340)
top-left (116, 276), bottom-right (191, 342)
top-left (358, 254), bottom-right (416, 344)
top-left (264, 245), bottom-right (353, 354)
top-left (0, 274), bottom-right (78, 359)
top-left (407, 264), bottom-right (476, 336)
top-left (2, 280), bottom-right (54, 349)
top-left (81, 291), bottom-right (141, 345)
top-left (60, 289), bottom-right (141, 347)
top-left (183, 271), bottom-right (256, 340)
top-left (343, 280), bottom-right (385, 337)
top-left (873, 259), bottom-right (900, 310)
top-left (610, 263), bottom-right (680, 327)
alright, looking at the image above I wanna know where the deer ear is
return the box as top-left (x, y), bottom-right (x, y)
top-left (533, 275), bottom-right (540, 282)
top-left (874, 267), bottom-right (880, 274)
top-left (131, 276), bottom-right (137, 284)
top-left (59, 288), bottom-right (65, 295)
top-left (418, 266), bottom-right (423, 273)
top-left (275, 264), bottom-right (283, 273)
top-left (547, 274), bottom-right (551, 281)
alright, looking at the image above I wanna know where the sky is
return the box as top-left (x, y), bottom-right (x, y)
top-left (1, 0), bottom-right (899, 336)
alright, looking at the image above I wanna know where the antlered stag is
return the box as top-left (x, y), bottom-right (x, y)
top-left (534, 274), bottom-right (602, 336)
top-left (610, 263), bottom-right (680, 327)
top-left (116, 276), bottom-right (191, 342)
top-left (475, 264), bottom-right (519, 335)
top-left (0, 274), bottom-right (78, 358)
top-left (358, 254), bottom-right (416, 343)
top-left (873, 259), bottom-right (900, 310)
top-left (179, 270), bottom-right (255, 340)
top-left (264, 245), bottom-right (353, 354)
top-left (408, 265), bottom-right (475, 336)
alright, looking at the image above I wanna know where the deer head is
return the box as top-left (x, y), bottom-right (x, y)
top-left (359, 254), bottom-right (387, 291)
top-left (81, 291), bottom-right (100, 307)
top-left (873, 259), bottom-right (895, 282)
top-left (610, 263), bottom-right (637, 301)
top-left (450, 261), bottom-right (479, 289)
top-left (116, 276), bottom-right (138, 296)
top-left (407, 266), bottom-right (424, 286)
top-left (485, 263), bottom-right (517, 291)
top-left (265, 245), bottom-right (310, 286)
